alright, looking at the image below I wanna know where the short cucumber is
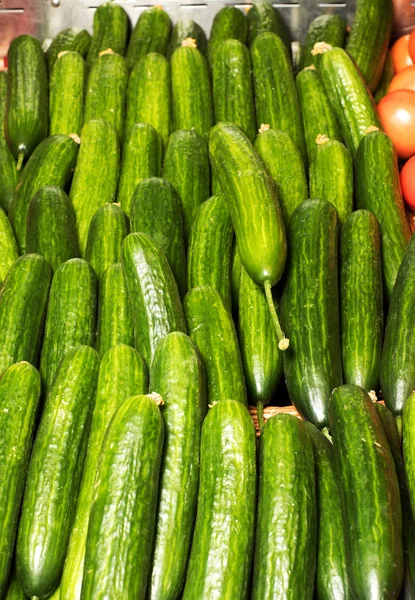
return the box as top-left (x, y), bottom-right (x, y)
top-left (0, 72), bottom-right (17, 213)
top-left (0, 207), bottom-right (18, 284)
top-left (207, 6), bottom-right (248, 69)
top-left (49, 51), bottom-right (86, 137)
top-left (87, 1), bottom-right (128, 67)
top-left (299, 14), bottom-right (346, 70)
top-left (167, 18), bottom-right (207, 59)
top-left (46, 27), bottom-right (91, 72)
top-left (374, 50), bottom-right (394, 103)
top-left (126, 6), bottom-right (171, 71)
top-left (247, 1), bottom-right (292, 56)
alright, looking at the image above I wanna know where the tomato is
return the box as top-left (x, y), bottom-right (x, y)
top-left (391, 34), bottom-right (413, 73)
top-left (401, 155), bottom-right (415, 211)
top-left (389, 65), bottom-right (415, 92)
top-left (409, 28), bottom-right (415, 63)
top-left (378, 90), bottom-right (415, 159)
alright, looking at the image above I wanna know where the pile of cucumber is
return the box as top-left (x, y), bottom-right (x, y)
top-left (0, 0), bottom-right (414, 597)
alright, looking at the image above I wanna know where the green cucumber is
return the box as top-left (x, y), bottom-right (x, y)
top-left (163, 129), bottom-right (210, 247)
top-left (252, 414), bottom-right (316, 599)
top-left (247, 0), bottom-right (292, 55)
top-left (346, 0), bottom-right (393, 92)
top-left (125, 52), bottom-right (170, 146)
top-left (96, 263), bottom-right (134, 358)
top-left (207, 6), bottom-right (247, 69)
top-left (130, 177), bottom-right (186, 298)
top-left (87, 1), bottom-right (128, 67)
top-left (309, 138), bottom-right (353, 227)
top-left (126, 6), bottom-right (171, 71)
top-left (167, 18), bottom-right (207, 59)
top-left (80, 395), bottom-right (164, 599)
top-left (255, 127), bottom-right (308, 225)
top-left (0, 254), bottom-right (51, 375)
top-left (60, 344), bottom-right (147, 600)
top-left (4, 571), bottom-right (27, 600)
top-left (299, 14), bottom-right (346, 70)
top-left (9, 134), bottom-right (79, 253)
top-left (117, 122), bottom-right (162, 217)
top-left (26, 186), bottom-right (79, 272)
top-left (5, 35), bottom-right (48, 170)
top-left (375, 50), bottom-right (394, 103)
top-left (212, 39), bottom-right (256, 142)
top-left (340, 210), bottom-right (383, 391)
top-left (121, 232), bottom-right (186, 367)
top-left (280, 199), bottom-right (342, 428)
top-left (0, 72), bottom-right (17, 213)
top-left (184, 285), bottom-right (247, 406)
top-left (251, 32), bottom-right (306, 163)
top-left (231, 243), bottom-right (242, 311)
top-left (182, 400), bottom-right (256, 599)
top-left (328, 384), bottom-right (403, 599)
top-left (0, 363), bottom-right (41, 598)
top-left (16, 346), bottom-right (100, 599)
top-left (70, 120), bottom-right (120, 256)
top-left (148, 332), bottom-right (205, 600)
top-left (0, 207), bottom-right (18, 284)
top-left (46, 27), bottom-right (91, 72)
top-left (49, 51), bottom-right (86, 137)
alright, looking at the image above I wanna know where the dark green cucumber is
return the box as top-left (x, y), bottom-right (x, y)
top-left (346, 0), bottom-right (393, 91)
top-left (375, 50), bottom-right (394, 103)
top-left (117, 122), bottom-right (162, 217)
top-left (148, 332), bottom-right (205, 600)
top-left (96, 263), bottom-right (134, 357)
top-left (184, 285), bottom-right (247, 406)
top-left (247, 1), bottom-right (292, 55)
top-left (187, 195), bottom-right (233, 310)
top-left (299, 14), bottom-right (346, 70)
top-left (121, 232), bottom-right (186, 367)
top-left (130, 177), bottom-right (186, 298)
top-left (9, 134), bottom-right (79, 253)
top-left (163, 129), bottom-right (210, 246)
top-left (167, 18), bottom-right (207, 59)
top-left (81, 394), bottom-right (164, 600)
top-left (16, 346), bottom-right (100, 599)
top-left (171, 46), bottom-right (213, 140)
top-left (126, 6), bottom-right (171, 71)
top-left (182, 400), bottom-right (256, 599)
top-left (251, 32), bottom-right (306, 163)
top-left (4, 571), bottom-right (27, 600)
top-left (70, 120), bottom-right (119, 256)
top-left (212, 39), bottom-right (256, 142)
top-left (207, 6), bottom-right (247, 69)
top-left (340, 210), bottom-right (383, 391)
top-left (318, 46), bottom-right (382, 158)
top-left (60, 344), bottom-right (147, 600)
top-left (252, 414), bottom-right (316, 599)
top-left (85, 203), bottom-right (129, 281)
top-left (0, 254), bottom-right (51, 375)
top-left (0, 72), bottom-right (17, 213)
top-left (39, 258), bottom-right (96, 391)
top-left (280, 199), bottom-right (342, 428)
top-left (328, 384), bottom-right (403, 600)
top-left (0, 207), bottom-right (18, 284)
top-left (231, 243), bottom-right (242, 310)
top-left (87, 1), bottom-right (128, 67)
top-left (26, 186), bottom-right (79, 272)
top-left (309, 138), bottom-right (353, 227)
top-left (255, 127), bottom-right (308, 225)
top-left (5, 35), bottom-right (48, 169)
top-left (46, 27), bottom-right (91, 72)
top-left (0, 362), bottom-right (41, 598)
top-left (49, 51), bottom-right (86, 137)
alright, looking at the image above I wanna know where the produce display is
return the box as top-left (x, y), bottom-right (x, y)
top-left (2, 0), bottom-right (415, 598)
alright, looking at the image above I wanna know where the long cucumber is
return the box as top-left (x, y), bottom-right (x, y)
top-left (87, 1), bottom-right (128, 67)
top-left (126, 6), bottom-right (171, 71)
top-left (49, 51), bottom-right (86, 137)
top-left (0, 72), bottom-right (17, 213)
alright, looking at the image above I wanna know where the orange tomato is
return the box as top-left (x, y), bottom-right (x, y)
top-left (378, 90), bottom-right (415, 159)
top-left (389, 65), bottom-right (415, 92)
top-left (409, 28), bottom-right (415, 63)
top-left (391, 34), bottom-right (413, 73)
top-left (401, 155), bottom-right (415, 211)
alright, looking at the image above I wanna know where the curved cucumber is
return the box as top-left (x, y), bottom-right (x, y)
top-left (0, 207), bottom-right (18, 285)
top-left (299, 14), bottom-right (346, 70)
top-left (49, 51), bottom-right (86, 137)
top-left (46, 27), bottom-right (91, 72)
top-left (0, 72), bottom-right (17, 213)
top-left (126, 6), bottom-right (171, 71)
top-left (168, 18), bottom-right (207, 59)
top-left (247, 1), bottom-right (292, 55)
top-left (87, 1), bottom-right (128, 67)
top-left (208, 6), bottom-right (247, 69)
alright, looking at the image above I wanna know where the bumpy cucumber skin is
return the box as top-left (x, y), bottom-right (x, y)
top-left (46, 27), bottom-right (91, 72)
top-left (247, 1), bottom-right (292, 56)
top-left (374, 50), bottom-right (394, 103)
top-left (299, 14), bottom-right (346, 70)
top-left (0, 207), bottom-right (18, 284)
top-left (0, 72), bottom-right (17, 213)
top-left (167, 18), bottom-right (208, 59)
top-left (49, 51), bottom-right (86, 137)
top-left (208, 6), bottom-right (248, 69)
top-left (126, 6), bottom-right (171, 71)
top-left (87, 1), bottom-right (128, 67)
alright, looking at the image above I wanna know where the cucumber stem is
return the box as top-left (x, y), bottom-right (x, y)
top-left (257, 401), bottom-right (265, 434)
top-left (16, 152), bottom-right (24, 171)
top-left (264, 280), bottom-right (289, 351)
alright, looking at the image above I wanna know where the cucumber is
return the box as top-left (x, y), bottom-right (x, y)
top-left (251, 32), bottom-right (306, 163)
top-left (167, 18), bottom-right (207, 59)
top-left (130, 177), bottom-right (186, 298)
top-left (207, 6), bottom-right (247, 69)
top-left (255, 127), bottom-right (308, 225)
top-left (96, 263), bottom-right (134, 357)
top-left (84, 50), bottom-right (128, 142)
top-left (70, 120), bottom-right (120, 256)
top-left (375, 50), bottom-right (394, 103)
top-left (85, 203), bottom-right (129, 281)
top-left (5, 35), bottom-right (48, 170)
top-left (0, 72), bottom-right (17, 213)
top-left (280, 199), bottom-right (342, 428)
top-left (252, 414), bottom-right (316, 599)
top-left (117, 122), bottom-right (162, 217)
top-left (0, 363), bottom-right (41, 598)
top-left (9, 134), bottom-right (79, 253)
top-left (49, 51), bottom-right (86, 137)
top-left (328, 384), bottom-right (403, 600)
top-left (0, 207), bottom-right (18, 284)
top-left (60, 344), bottom-right (147, 600)
top-left (0, 254), bottom-right (51, 376)
top-left (4, 571), bottom-right (27, 600)
top-left (16, 346), bottom-right (100, 599)
top-left (346, 0), bottom-right (393, 91)
top-left (182, 400), bottom-right (256, 599)
top-left (126, 6), bottom-right (171, 71)
top-left (171, 46), bottom-right (213, 140)
top-left (163, 129), bottom-right (210, 246)
top-left (121, 232), bottom-right (186, 367)
top-left (184, 285), bottom-right (247, 406)
top-left (231, 243), bottom-right (242, 310)
top-left (80, 395), bottom-right (164, 600)
top-left (148, 332), bottom-right (206, 600)
top-left (87, 1), bottom-right (128, 67)
top-left (46, 27), bottom-right (91, 72)
top-left (26, 186), bottom-right (79, 272)
top-left (212, 39), bottom-right (256, 142)
top-left (39, 258), bottom-right (97, 390)
top-left (309, 138), bottom-right (353, 227)
top-left (299, 14), bottom-right (346, 70)
top-left (125, 52), bottom-right (170, 146)
top-left (340, 210), bottom-right (383, 392)
top-left (247, 0), bottom-right (292, 55)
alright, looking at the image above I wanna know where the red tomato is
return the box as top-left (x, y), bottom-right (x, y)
top-left (409, 28), bottom-right (415, 63)
top-left (391, 34), bottom-right (413, 73)
top-left (389, 65), bottom-right (415, 92)
top-left (378, 90), bottom-right (415, 159)
top-left (401, 155), bottom-right (415, 211)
